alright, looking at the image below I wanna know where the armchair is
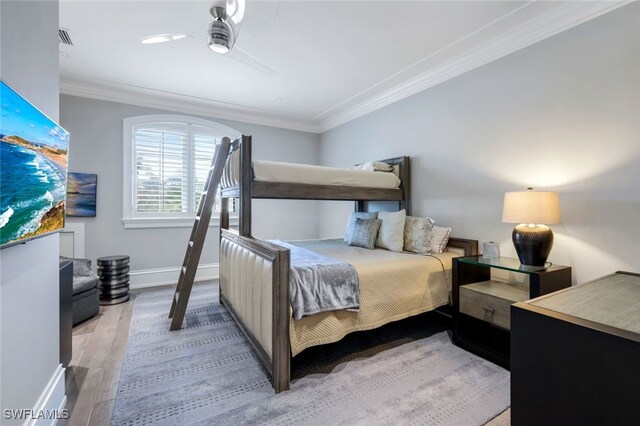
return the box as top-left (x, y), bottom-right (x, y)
top-left (61, 257), bottom-right (100, 325)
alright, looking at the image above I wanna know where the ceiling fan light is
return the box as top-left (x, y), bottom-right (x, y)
top-left (208, 20), bottom-right (233, 54)
top-left (209, 43), bottom-right (230, 54)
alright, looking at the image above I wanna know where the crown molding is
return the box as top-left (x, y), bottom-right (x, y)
top-left (317, 1), bottom-right (632, 132)
top-left (60, 1), bottom-right (631, 135)
top-left (59, 79), bottom-right (323, 133)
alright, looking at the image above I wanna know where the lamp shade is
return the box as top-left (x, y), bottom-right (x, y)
top-left (502, 190), bottom-right (561, 224)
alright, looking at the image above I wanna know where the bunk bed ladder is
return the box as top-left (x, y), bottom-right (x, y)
top-left (168, 137), bottom-right (232, 331)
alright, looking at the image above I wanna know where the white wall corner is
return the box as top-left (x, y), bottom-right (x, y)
top-left (59, 222), bottom-right (86, 258)
top-left (129, 263), bottom-right (219, 289)
top-left (26, 365), bottom-right (66, 426)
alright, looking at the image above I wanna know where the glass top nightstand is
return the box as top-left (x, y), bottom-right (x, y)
top-left (452, 255), bottom-right (572, 370)
top-left (457, 256), bottom-right (551, 274)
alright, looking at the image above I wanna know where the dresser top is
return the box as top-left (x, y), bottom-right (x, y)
top-left (530, 272), bottom-right (640, 335)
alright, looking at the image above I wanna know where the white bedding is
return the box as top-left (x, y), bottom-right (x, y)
top-left (253, 160), bottom-right (401, 189)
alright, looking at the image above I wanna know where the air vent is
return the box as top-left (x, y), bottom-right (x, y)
top-left (58, 28), bottom-right (73, 46)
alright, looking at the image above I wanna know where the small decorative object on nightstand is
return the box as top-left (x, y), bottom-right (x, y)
top-left (482, 242), bottom-right (500, 258)
top-left (502, 188), bottom-right (561, 267)
top-left (452, 255), bottom-right (571, 369)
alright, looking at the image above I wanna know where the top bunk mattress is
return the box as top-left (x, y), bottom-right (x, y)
top-left (253, 160), bottom-right (401, 189)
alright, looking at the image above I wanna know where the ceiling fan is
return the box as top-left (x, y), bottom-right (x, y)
top-left (140, 0), bottom-right (276, 75)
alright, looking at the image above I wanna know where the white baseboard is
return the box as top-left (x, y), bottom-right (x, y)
top-left (27, 364), bottom-right (66, 426)
top-left (129, 263), bottom-right (219, 289)
top-left (52, 396), bottom-right (67, 426)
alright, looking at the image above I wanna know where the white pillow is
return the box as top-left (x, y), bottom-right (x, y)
top-left (353, 161), bottom-right (394, 172)
top-left (430, 226), bottom-right (452, 254)
top-left (371, 161), bottom-right (393, 172)
top-left (375, 209), bottom-right (406, 252)
top-left (404, 216), bottom-right (435, 254)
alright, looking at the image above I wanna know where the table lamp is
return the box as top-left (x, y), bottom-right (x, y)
top-left (502, 188), bottom-right (561, 267)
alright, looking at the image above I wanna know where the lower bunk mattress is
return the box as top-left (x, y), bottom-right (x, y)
top-left (287, 239), bottom-right (455, 356)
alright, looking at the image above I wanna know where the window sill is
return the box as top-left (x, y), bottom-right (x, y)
top-left (122, 216), bottom-right (239, 229)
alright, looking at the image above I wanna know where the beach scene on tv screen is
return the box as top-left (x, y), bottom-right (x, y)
top-left (0, 81), bottom-right (69, 247)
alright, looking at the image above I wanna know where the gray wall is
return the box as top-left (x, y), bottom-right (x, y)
top-left (60, 95), bottom-right (321, 274)
top-left (0, 0), bottom-right (65, 422)
top-left (319, 5), bottom-right (640, 284)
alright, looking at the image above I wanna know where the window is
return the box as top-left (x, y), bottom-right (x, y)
top-left (123, 115), bottom-right (240, 228)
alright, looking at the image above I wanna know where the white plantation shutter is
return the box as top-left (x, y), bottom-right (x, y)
top-left (123, 115), bottom-right (239, 227)
top-left (130, 121), bottom-right (224, 218)
top-left (134, 124), bottom-right (190, 214)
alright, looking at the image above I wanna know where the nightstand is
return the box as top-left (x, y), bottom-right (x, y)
top-left (452, 255), bottom-right (571, 369)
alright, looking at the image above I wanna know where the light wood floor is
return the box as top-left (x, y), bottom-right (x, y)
top-left (60, 288), bottom-right (511, 426)
top-left (60, 294), bottom-right (135, 426)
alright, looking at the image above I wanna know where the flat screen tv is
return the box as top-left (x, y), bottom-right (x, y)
top-left (0, 80), bottom-right (69, 249)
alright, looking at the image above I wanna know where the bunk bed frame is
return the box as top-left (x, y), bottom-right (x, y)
top-left (218, 135), bottom-right (478, 393)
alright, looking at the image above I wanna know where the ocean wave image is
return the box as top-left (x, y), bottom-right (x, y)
top-left (0, 143), bottom-right (67, 245)
top-left (1, 80), bottom-right (69, 247)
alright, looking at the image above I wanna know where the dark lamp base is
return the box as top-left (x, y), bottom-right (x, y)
top-left (512, 224), bottom-right (554, 267)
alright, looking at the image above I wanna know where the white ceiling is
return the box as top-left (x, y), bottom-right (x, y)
top-left (59, 1), bottom-right (628, 132)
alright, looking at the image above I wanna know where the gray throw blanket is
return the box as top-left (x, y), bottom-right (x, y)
top-left (270, 240), bottom-right (360, 320)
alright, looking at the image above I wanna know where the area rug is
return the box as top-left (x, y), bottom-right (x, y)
top-left (111, 284), bottom-right (510, 426)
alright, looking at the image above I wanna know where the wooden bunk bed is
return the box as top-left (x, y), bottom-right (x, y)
top-left (217, 135), bottom-right (478, 393)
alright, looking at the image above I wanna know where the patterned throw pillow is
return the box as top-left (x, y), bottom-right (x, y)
top-left (346, 218), bottom-right (382, 249)
top-left (430, 226), bottom-right (452, 254)
top-left (375, 209), bottom-right (407, 252)
top-left (404, 216), bottom-right (435, 254)
top-left (344, 211), bottom-right (379, 242)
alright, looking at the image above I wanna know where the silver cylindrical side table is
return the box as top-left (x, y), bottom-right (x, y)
top-left (97, 255), bottom-right (130, 305)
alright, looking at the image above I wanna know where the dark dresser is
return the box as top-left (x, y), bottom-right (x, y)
top-left (511, 271), bottom-right (640, 426)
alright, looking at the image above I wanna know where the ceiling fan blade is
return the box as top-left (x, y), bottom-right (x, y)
top-left (140, 33), bottom-right (188, 44)
top-left (227, 46), bottom-right (276, 76)
top-left (227, 0), bottom-right (245, 25)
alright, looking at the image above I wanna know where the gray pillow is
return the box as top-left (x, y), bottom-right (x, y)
top-left (344, 211), bottom-right (378, 242)
top-left (73, 258), bottom-right (93, 277)
top-left (346, 218), bottom-right (382, 250)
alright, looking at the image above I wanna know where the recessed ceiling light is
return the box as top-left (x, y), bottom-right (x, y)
top-left (140, 34), bottom-right (186, 45)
